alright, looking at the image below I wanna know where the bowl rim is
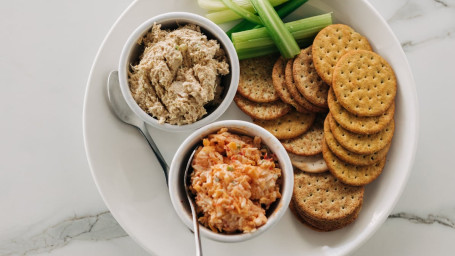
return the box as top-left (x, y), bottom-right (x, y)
top-left (118, 11), bottom-right (240, 132)
top-left (168, 120), bottom-right (294, 243)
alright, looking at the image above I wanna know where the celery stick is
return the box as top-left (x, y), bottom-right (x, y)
top-left (232, 13), bottom-right (332, 43)
top-left (232, 13), bottom-right (332, 59)
top-left (198, 0), bottom-right (287, 11)
top-left (220, 0), bottom-right (262, 25)
top-left (233, 23), bottom-right (326, 49)
top-left (226, 0), bottom-right (308, 38)
top-left (206, 0), bottom-right (287, 24)
top-left (207, 9), bottom-right (244, 24)
top-left (236, 46), bottom-right (278, 59)
top-left (236, 38), bottom-right (313, 59)
top-left (250, 0), bottom-right (300, 59)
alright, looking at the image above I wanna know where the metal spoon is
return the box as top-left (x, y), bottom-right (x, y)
top-left (107, 70), bottom-right (169, 183)
top-left (108, 70), bottom-right (202, 255)
top-left (183, 149), bottom-right (202, 256)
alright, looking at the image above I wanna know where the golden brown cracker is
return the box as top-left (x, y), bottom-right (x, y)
top-left (293, 47), bottom-right (330, 108)
top-left (238, 55), bottom-right (279, 103)
top-left (288, 153), bottom-right (328, 173)
top-left (328, 113), bottom-right (394, 155)
top-left (254, 111), bottom-right (316, 140)
top-left (328, 87), bottom-right (395, 134)
top-left (293, 199), bottom-right (362, 232)
top-left (332, 50), bottom-right (397, 116)
top-left (292, 171), bottom-right (364, 223)
top-left (272, 56), bottom-right (309, 113)
top-left (312, 24), bottom-right (372, 86)
top-left (285, 58), bottom-right (328, 113)
top-left (322, 139), bottom-right (386, 186)
top-left (234, 94), bottom-right (291, 120)
top-left (324, 115), bottom-right (391, 166)
top-left (281, 115), bottom-right (324, 156)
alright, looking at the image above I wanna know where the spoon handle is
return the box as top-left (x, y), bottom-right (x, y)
top-left (186, 179), bottom-right (202, 256)
top-left (137, 122), bottom-right (169, 183)
top-left (189, 197), bottom-right (203, 256)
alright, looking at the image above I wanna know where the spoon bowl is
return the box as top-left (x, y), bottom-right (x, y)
top-left (107, 70), bottom-right (169, 182)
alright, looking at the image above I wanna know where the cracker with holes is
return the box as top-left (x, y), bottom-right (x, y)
top-left (291, 171), bottom-right (364, 231)
top-left (290, 200), bottom-right (362, 232)
top-left (328, 87), bottom-right (395, 134)
top-left (288, 153), bottom-right (328, 173)
top-left (238, 55), bottom-right (279, 103)
top-left (328, 113), bottom-right (394, 155)
top-left (234, 94), bottom-right (291, 120)
top-left (322, 139), bottom-right (386, 186)
top-left (293, 47), bottom-right (330, 108)
top-left (332, 50), bottom-right (397, 116)
top-left (272, 56), bottom-right (309, 113)
top-left (253, 111), bottom-right (315, 140)
top-left (324, 114), bottom-right (391, 166)
top-left (312, 24), bottom-right (372, 86)
top-left (281, 115), bottom-right (324, 156)
top-left (285, 58), bottom-right (327, 113)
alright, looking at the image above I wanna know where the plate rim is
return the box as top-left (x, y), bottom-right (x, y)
top-left (82, 0), bottom-right (419, 255)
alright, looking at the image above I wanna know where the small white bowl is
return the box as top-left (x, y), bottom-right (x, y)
top-left (118, 12), bottom-right (239, 132)
top-left (168, 120), bottom-right (294, 243)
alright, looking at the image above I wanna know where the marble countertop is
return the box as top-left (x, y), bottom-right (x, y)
top-left (0, 0), bottom-right (454, 255)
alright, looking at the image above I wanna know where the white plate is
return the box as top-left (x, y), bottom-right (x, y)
top-left (83, 0), bottom-right (418, 255)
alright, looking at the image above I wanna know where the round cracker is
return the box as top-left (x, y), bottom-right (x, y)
top-left (285, 58), bottom-right (328, 113)
top-left (312, 24), bottom-right (372, 86)
top-left (281, 115), bottom-right (324, 156)
top-left (328, 87), bottom-right (395, 134)
top-left (322, 139), bottom-right (386, 186)
top-left (324, 115), bottom-right (391, 166)
top-left (332, 50), bottom-right (397, 116)
top-left (293, 47), bottom-right (330, 108)
top-left (292, 171), bottom-right (364, 222)
top-left (289, 198), bottom-right (327, 232)
top-left (291, 198), bottom-right (362, 232)
top-left (234, 94), bottom-right (290, 120)
top-left (254, 111), bottom-right (315, 140)
top-left (238, 55), bottom-right (279, 103)
top-left (272, 56), bottom-right (309, 113)
top-left (288, 153), bottom-right (328, 173)
top-left (328, 113), bottom-right (394, 155)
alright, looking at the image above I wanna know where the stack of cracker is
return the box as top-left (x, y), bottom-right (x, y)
top-left (291, 24), bottom-right (396, 231)
top-left (311, 24), bottom-right (397, 187)
top-left (234, 51), bottom-right (331, 174)
top-left (233, 24), bottom-right (397, 232)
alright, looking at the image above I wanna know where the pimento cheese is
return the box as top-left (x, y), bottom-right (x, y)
top-left (190, 128), bottom-right (282, 233)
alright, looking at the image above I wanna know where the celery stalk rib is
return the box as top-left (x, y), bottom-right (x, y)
top-left (232, 13), bottom-right (332, 59)
top-left (198, 0), bottom-right (287, 11)
top-left (220, 0), bottom-right (262, 25)
top-left (206, 0), bottom-right (288, 24)
top-left (249, 0), bottom-right (300, 59)
top-left (236, 38), bottom-right (313, 59)
top-left (226, 0), bottom-right (308, 38)
top-left (232, 13), bottom-right (332, 42)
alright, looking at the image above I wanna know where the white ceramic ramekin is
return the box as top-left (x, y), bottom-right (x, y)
top-left (168, 120), bottom-right (294, 243)
top-left (118, 12), bottom-right (239, 132)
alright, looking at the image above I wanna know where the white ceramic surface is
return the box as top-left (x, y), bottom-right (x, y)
top-left (82, 0), bottom-right (418, 255)
top-left (168, 120), bottom-right (294, 243)
top-left (118, 12), bottom-right (240, 132)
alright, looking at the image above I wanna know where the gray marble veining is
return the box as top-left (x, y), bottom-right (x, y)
top-left (390, 212), bottom-right (455, 229)
top-left (386, 0), bottom-right (455, 51)
top-left (0, 212), bottom-right (127, 256)
top-left (1, 210), bottom-right (454, 255)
